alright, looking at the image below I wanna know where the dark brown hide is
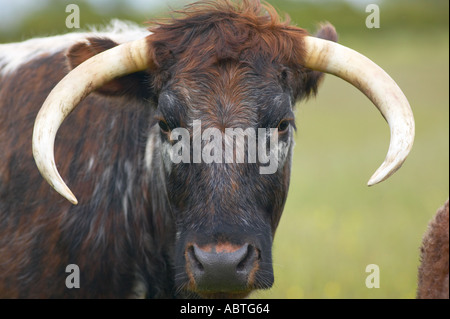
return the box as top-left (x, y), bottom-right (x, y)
top-left (417, 200), bottom-right (449, 299)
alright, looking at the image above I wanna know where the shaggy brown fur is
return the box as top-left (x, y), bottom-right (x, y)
top-left (146, 0), bottom-right (337, 99)
top-left (417, 200), bottom-right (449, 299)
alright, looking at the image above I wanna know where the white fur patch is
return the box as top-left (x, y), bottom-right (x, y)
top-left (0, 20), bottom-right (150, 76)
top-left (128, 274), bottom-right (147, 299)
top-left (144, 124), bottom-right (159, 172)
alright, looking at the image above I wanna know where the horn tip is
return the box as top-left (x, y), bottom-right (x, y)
top-left (367, 166), bottom-right (394, 187)
top-left (63, 188), bottom-right (78, 205)
top-left (367, 167), bottom-right (389, 187)
top-left (68, 196), bottom-right (79, 206)
top-left (57, 183), bottom-right (78, 205)
top-left (367, 178), bottom-right (380, 187)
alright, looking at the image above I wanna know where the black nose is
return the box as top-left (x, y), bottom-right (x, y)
top-left (186, 243), bottom-right (258, 292)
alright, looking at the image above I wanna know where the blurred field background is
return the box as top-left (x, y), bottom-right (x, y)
top-left (1, 0), bottom-right (448, 298)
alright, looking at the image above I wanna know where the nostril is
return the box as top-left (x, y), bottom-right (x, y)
top-left (187, 245), bottom-right (204, 272)
top-left (236, 244), bottom-right (258, 272)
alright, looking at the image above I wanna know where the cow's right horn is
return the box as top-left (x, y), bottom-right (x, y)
top-left (32, 37), bottom-right (151, 205)
top-left (303, 36), bottom-right (415, 186)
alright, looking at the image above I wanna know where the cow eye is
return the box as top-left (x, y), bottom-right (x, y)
top-left (277, 119), bottom-right (290, 133)
top-left (158, 119), bottom-right (170, 133)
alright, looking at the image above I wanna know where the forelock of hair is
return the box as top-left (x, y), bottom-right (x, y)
top-left (146, 0), bottom-right (309, 76)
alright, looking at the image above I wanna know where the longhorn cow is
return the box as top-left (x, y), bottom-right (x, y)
top-left (0, 0), bottom-right (414, 298)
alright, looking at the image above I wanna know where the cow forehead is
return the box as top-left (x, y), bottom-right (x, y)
top-left (160, 63), bottom-right (288, 129)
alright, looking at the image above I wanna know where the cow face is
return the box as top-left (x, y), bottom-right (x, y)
top-left (143, 19), bottom-right (335, 297)
top-left (155, 61), bottom-right (295, 298)
top-left (66, 11), bottom-right (335, 298)
top-left (146, 15), bottom-right (337, 297)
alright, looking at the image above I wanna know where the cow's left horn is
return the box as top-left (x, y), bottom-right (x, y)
top-left (32, 37), bottom-right (151, 205)
top-left (303, 36), bottom-right (415, 186)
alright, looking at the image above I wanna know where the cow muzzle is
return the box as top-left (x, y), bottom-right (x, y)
top-left (183, 242), bottom-right (269, 298)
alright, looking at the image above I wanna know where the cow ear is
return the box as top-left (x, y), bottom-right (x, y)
top-left (302, 23), bottom-right (338, 97)
top-left (66, 37), bottom-right (152, 100)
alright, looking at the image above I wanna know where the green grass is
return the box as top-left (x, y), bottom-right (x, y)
top-left (254, 30), bottom-right (449, 299)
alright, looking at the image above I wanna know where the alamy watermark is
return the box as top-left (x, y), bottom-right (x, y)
top-left (167, 120), bottom-right (285, 174)
top-left (65, 264), bottom-right (80, 289)
top-left (65, 4), bottom-right (80, 29)
top-left (365, 264), bottom-right (380, 288)
top-left (366, 4), bottom-right (380, 29)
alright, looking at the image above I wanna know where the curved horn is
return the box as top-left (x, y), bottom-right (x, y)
top-left (32, 37), bottom-right (151, 205)
top-left (303, 36), bottom-right (415, 186)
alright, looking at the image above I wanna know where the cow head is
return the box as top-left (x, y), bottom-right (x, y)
top-left (32, 0), bottom-right (414, 298)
